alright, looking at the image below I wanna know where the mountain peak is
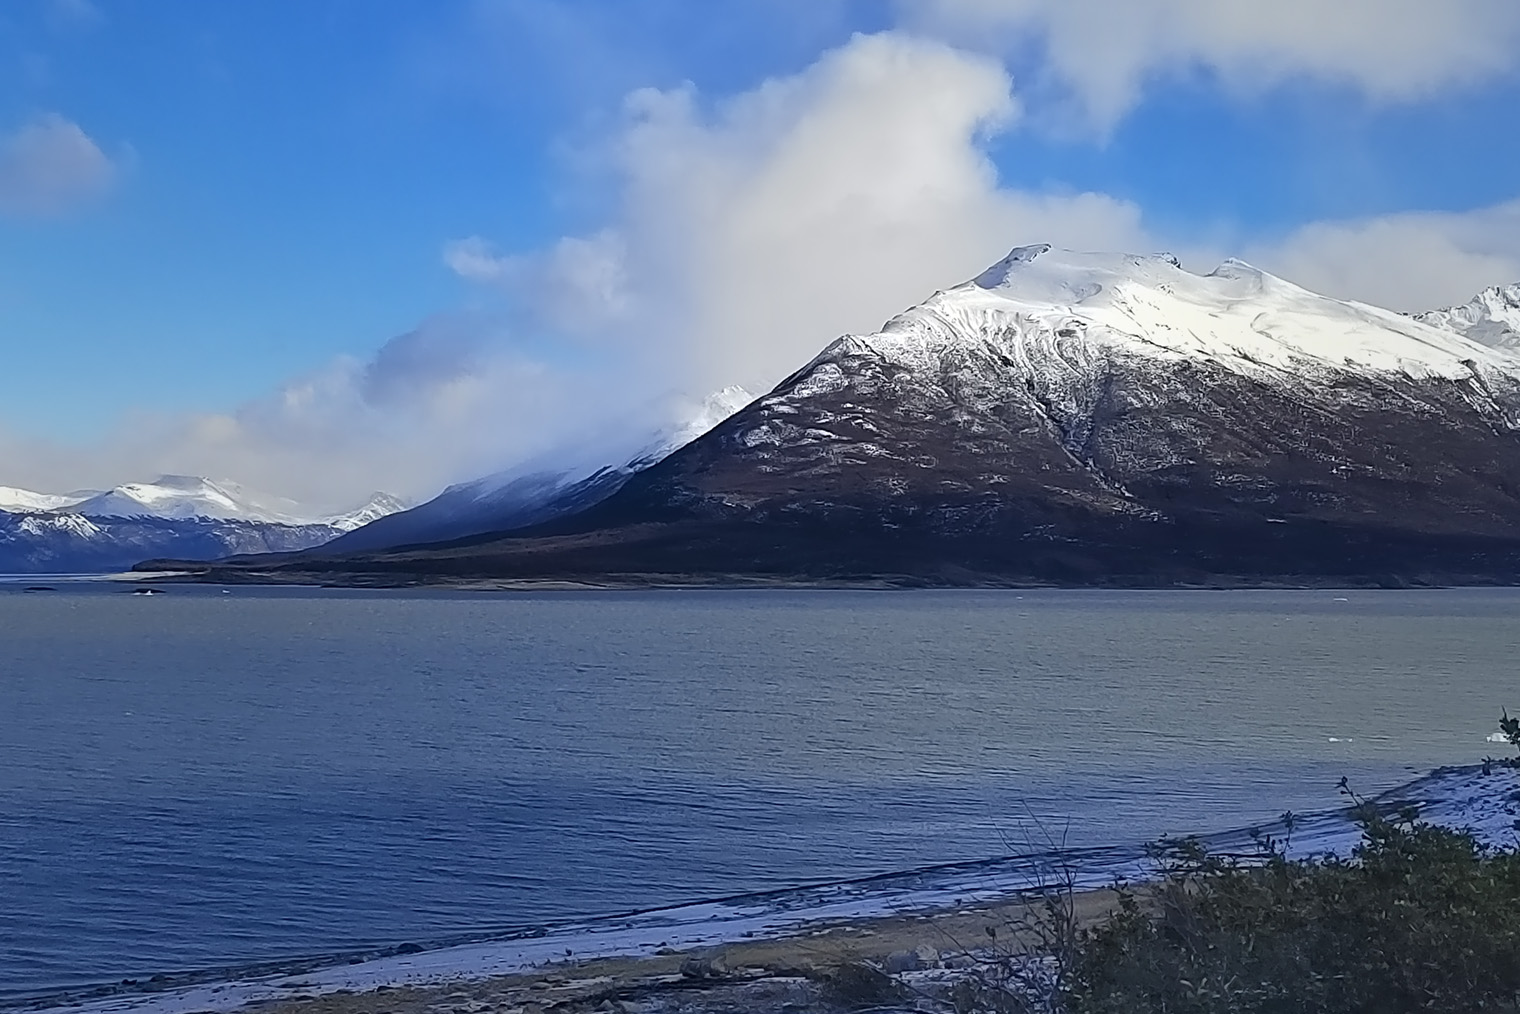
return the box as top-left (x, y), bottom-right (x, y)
top-left (971, 243), bottom-right (1053, 288)
top-left (1418, 281), bottom-right (1520, 350)
top-left (884, 244), bottom-right (1515, 386)
top-left (323, 492), bottom-right (410, 532)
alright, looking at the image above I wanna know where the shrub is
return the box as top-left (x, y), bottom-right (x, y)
top-left (1502, 709), bottom-right (1520, 758)
top-left (1063, 805), bottom-right (1520, 1013)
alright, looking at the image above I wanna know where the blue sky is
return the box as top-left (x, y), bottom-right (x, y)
top-left (4, 0), bottom-right (1520, 504)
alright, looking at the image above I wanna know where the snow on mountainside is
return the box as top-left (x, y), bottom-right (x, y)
top-left (325, 493), bottom-right (411, 532)
top-left (1417, 282), bottom-right (1520, 350)
top-left (886, 244), bottom-right (1519, 387)
top-left (322, 386), bottom-right (755, 553)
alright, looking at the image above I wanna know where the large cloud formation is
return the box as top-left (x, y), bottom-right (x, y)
top-left (455, 32), bottom-right (1150, 398)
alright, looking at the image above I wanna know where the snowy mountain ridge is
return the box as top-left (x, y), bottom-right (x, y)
top-left (846, 244), bottom-right (1519, 394)
top-left (1416, 281), bottom-right (1520, 350)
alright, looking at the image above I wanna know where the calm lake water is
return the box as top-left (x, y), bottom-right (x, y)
top-left (2, 586), bottom-right (1517, 1001)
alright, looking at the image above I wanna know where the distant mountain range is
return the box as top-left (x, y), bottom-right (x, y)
top-left (0, 476), bottom-right (404, 574)
top-left (162, 244), bottom-right (1520, 587)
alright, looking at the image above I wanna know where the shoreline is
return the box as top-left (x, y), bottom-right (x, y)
top-left (20, 762), bottom-right (1520, 1014)
top-left (72, 568), bottom-right (1520, 592)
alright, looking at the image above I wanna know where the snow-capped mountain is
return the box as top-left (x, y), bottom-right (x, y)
top-left (0, 476), bottom-right (407, 573)
top-left (65, 475), bottom-right (296, 523)
top-left (54, 475), bottom-right (405, 528)
top-left (216, 244), bottom-right (1520, 586)
top-left (325, 493), bottom-right (411, 532)
top-left (0, 485), bottom-right (89, 513)
top-left (323, 386), bottom-right (754, 553)
top-left (1416, 282), bottom-right (1520, 350)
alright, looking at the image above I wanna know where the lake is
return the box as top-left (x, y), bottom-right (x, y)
top-left (1, 586), bottom-right (1516, 1002)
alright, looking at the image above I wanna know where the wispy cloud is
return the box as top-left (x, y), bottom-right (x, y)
top-left (0, 114), bottom-right (117, 217)
top-left (47, 0), bottom-right (105, 31)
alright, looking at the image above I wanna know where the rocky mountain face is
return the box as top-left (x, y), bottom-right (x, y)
top-left (159, 247), bottom-right (1520, 586)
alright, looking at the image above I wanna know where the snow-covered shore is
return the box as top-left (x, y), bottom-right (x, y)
top-left (20, 762), bottom-right (1520, 1014)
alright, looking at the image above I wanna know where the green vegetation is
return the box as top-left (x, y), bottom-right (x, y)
top-left (1502, 708), bottom-right (1520, 754)
top-left (949, 716), bottom-right (1520, 1013)
top-left (1066, 811), bottom-right (1520, 1013)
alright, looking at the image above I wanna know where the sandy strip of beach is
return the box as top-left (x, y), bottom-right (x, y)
top-left (237, 888), bottom-right (1127, 1014)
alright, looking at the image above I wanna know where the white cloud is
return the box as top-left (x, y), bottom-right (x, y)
top-left (0, 114), bottom-right (116, 217)
top-left (445, 230), bottom-right (632, 336)
top-left (464, 31), bottom-right (1150, 396)
top-left (1248, 199), bottom-right (1520, 313)
top-left (442, 235), bottom-right (513, 284)
top-left (904, 0), bottom-right (1520, 131)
